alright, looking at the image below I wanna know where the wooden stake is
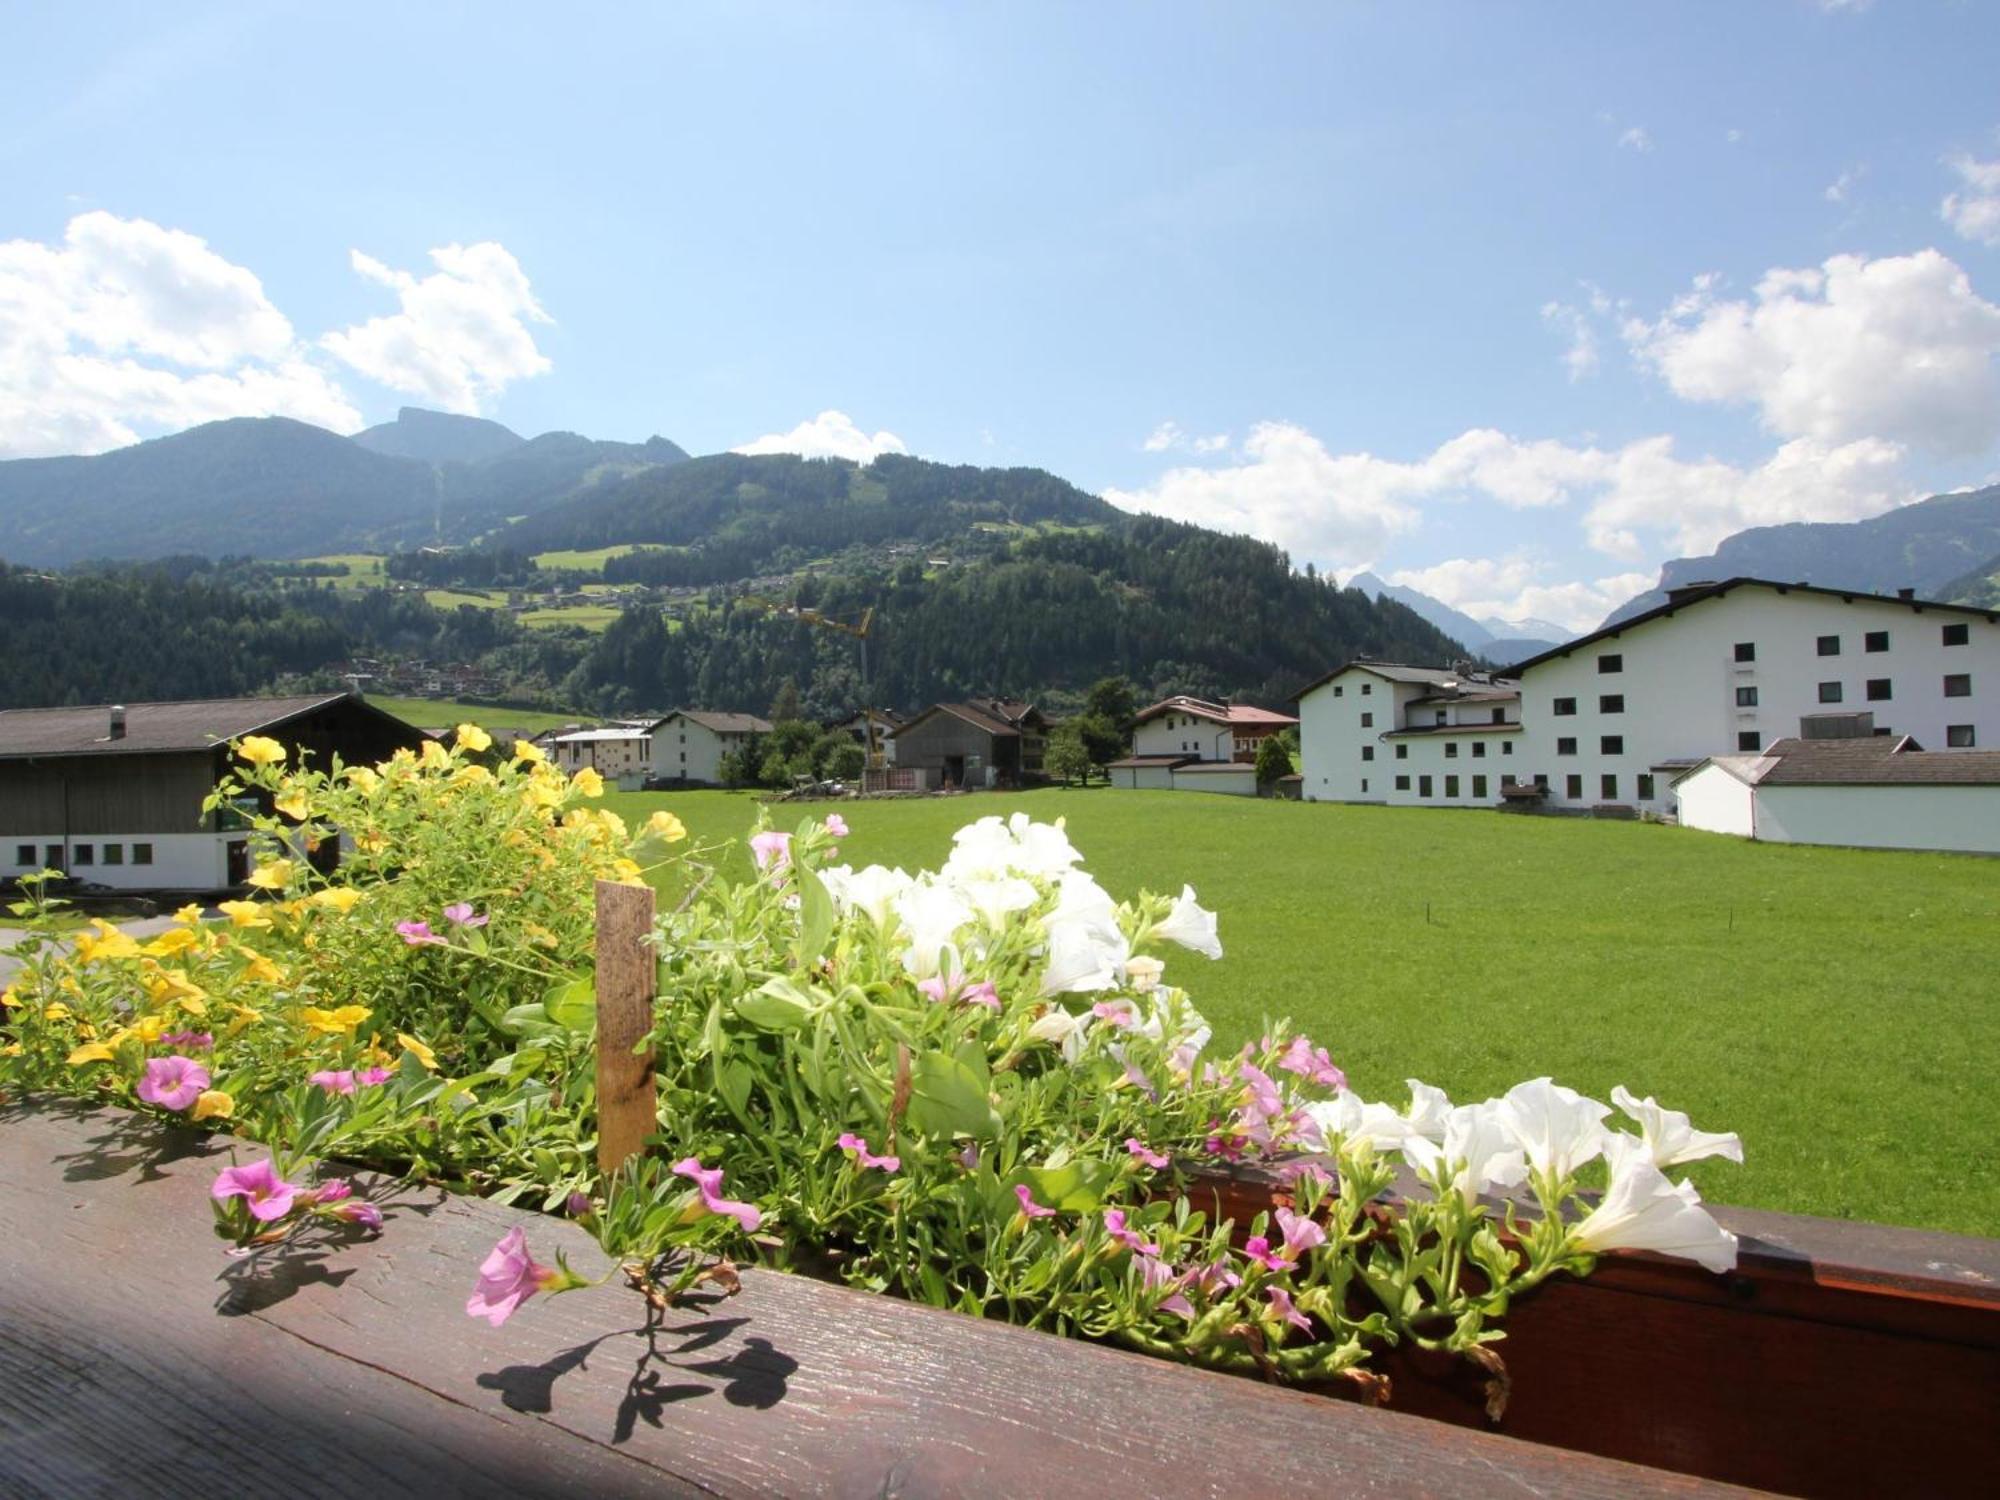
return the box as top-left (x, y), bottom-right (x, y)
top-left (594, 879), bottom-right (658, 1181)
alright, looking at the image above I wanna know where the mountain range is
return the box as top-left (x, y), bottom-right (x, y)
top-left (1342, 571), bottom-right (1565, 665)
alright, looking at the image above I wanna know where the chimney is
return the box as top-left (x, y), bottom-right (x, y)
top-left (1664, 580), bottom-right (1718, 605)
top-left (1897, 587), bottom-right (1916, 601)
top-left (108, 705), bottom-right (127, 741)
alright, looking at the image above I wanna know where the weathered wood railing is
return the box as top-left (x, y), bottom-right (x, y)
top-left (586, 881), bottom-right (2000, 1499)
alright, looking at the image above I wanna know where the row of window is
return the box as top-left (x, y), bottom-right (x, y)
top-left (1379, 740), bottom-right (1515, 760)
top-left (13, 842), bottom-right (154, 868)
top-left (1382, 771), bottom-right (1664, 801)
top-left (1553, 695), bottom-right (1622, 715)
top-left (1587, 622), bottom-right (1973, 680)
top-left (1330, 682), bottom-right (1374, 696)
top-left (1556, 737), bottom-right (1626, 755)
top-left (1553, 674), bottom-right (1971, 715)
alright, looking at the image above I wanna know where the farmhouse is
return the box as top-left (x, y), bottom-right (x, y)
top-left (550, 722), bottom-right (660, 790)
top-left (0, 693), bottom-right (426, 892)
top-left (890, 699), bottom-right (1050, 790)
top-left (1296, 662), bottom-right (1522, 806)
top-left (1130, 696), bottom-right (1298, 762)
top-left (1509, 579), bottom-right (2000, 816)
top-left (652, 710), bottom-right (773, 786)
top-left (1672, 726), bottom-right (2000, 854)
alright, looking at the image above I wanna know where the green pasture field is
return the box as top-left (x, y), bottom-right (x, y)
top-left (600, 786), bottom-right (2000, 1236)
top-left (295, 553), bottom-right (388, 590)
top-left (520, 603), bottom-right (623, 631)
top-left (362, 695), bottom-right (583, 733)
top-left (422, 587), bottom-right (510, 612)
top-left (531, 544), bottom-right (666, 573)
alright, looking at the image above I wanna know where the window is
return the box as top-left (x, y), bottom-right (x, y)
top-left (1444, 775), bottom-right (1460, 797)
top-left (45, 845), bottom-right (63, 869)
top-left (1600, 694), bottom-right (1624, 713)
top-left (15, 844), bottom-right (34, 866)
top-left (1598, 653), bottom-right (1623, 674)
top-left (1865, 630), bottom-right (1889, 653)
top-left (1360, 682), bottom-right (1372, 695)
top-left (1736, 686), bottom-right (1758, 707)
top-left (133, 843), bottom-right (153, 865)
top-left (1557, 737), bottom-right (1577, 755)
top-left (1636, 774), bottom-right (1656, 800)
top-left (1472, 741), bottom-right (1486, 759)
top-left (103, 844), bottom-right (123, 866)
top-left (1943, 623), bottom-right (1969, 647)
top-left (1444, 742), bottom-right (1459, 759)
top-left (1394, 744), bottom-right (1408, 760)
top-left (1565, 774), bottom-right (1583, 799)
top-left (1418, 775), bottom-right (1433, 798)
top-left (1601, 774), bottom-right (1618, 799)
top-left (1502, 741), bottom-right (1514, 756)
top-left (1818, 681), bottom-right (1843, 703)
top-left (1359, 778), bottom-right (1368, 795)
top-left (1944, 674), bottom-right (1972, 698)
top-left (1394, 775), bottom-right (1410, 791)
top-left (1733, 642), bottom-right (1756, 663)
top-left (1534, 774), bottom-right (1548, 790)
top-left (1947, 725), bottom-right (1976, 748)
top-left (1360, 712), bottom-right (1373, 728)
top-left (1601, 735), bottom-right (1624, 755)
top-left (73, 844), bottom-right (94, 866)
top-left (1552, 697), bottom-right (1576, 716)
top-left (1434, 710), bottom-right (1448, 726)
top-left (1738, 731), bottom-right (1762, 752)
top-left (1817, 634), bottom-right (1841, 656)
top-left (1361, 746), bottom-right (1374, 761)
top-left (1333, 685), bottom-right (1343, 697)
top-left (1866, 678), bottom-right (1892, 701)
top-left (1490, 709), bottom-right (1506, 724)
top-left (1472, 775), bottom-right (1488, 798)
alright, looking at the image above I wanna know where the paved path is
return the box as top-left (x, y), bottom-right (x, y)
top-left (0, 914), bottom-right (185, 984)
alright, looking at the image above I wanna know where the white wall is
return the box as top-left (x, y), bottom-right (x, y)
top-left (1754, 784), bottom-right (2000, 854)
top-left (1672, 766), bottom-right (1757, 838)
top-left (656, 718), bottom-right (756, 784)
top-left (1109, 764), bottom-right (1177, 790)
top-left (1170, 765), bottom-right (1257, 796)
top-left (1299, 669), bottom-right (1409, 802)
top-left (4, 830), bottom-right (234, 891)
top-left (1134, 714), bottom-right (1233, 761)
top-left (1517, 588), bottom-right (2000, 814)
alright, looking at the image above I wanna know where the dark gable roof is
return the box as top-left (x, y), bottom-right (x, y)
top-left (1105, 754), bottom-right (1196, 768)
top-left (673, 710), bottom-right (773, 735)
top-left (0, 692), bottom-right (403, 760)
top-left (893, 699), bottom-right (1046, 740)
top-left (1508, 578), bottom-right (2000, 677)
top-left (1755, 737), bottom-right (2000, 786)
top-left (1135, 695), bottom-right (1299, 729)
top-left (1292, 660), bottom-right (1513, 701)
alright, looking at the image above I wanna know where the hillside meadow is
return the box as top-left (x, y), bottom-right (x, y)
top-left (602, 786), bottom-right (2000, 1237)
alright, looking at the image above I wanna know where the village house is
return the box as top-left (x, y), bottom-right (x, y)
top-left (888, 699), bottom-right (1050, 790)
top-left (651, 710), bottom-right (774, 786)
top-left (1296, 662), bottom-right (1522, 807)
top-left (550, 721), bottom-right (661, 791)
top-left (0, 693), bottom-right (426, 893)
top-left (1671, 724), bottom-right (2000, 854)
top-left (1107, 695), bottom-right (1299, 795)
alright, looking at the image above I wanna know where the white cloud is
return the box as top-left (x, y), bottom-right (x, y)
top-left (321, 242), bottom-right (551, 415)
top-left (1541, 300), bottom-right (1600, 380)
top-left (1618, 126), bottom-right (1653, 153)
top-left (1625, 250), bottom-right (2000, 456)
top-left (1143, 420), bottom-right (1230, 454)
top-left (1824, 166), bottom-right (1862, 204)
top-left (1941, 154), bottom-right (2000, 247)
top-left (1388, 555), bottom-right (1654, 636)
top-left (0, 211), bottom-right (359, 457)
top-left (1726, 128), bottom-right (1745, 145)
top-left (733, 409), bottom-right (909, 464)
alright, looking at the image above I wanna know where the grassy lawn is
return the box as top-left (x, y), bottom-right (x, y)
top-left (422, 587), bottom-right (510, 612)
top-left (521, 603), bottom-right (623, 631)
top-left (296, 553), bottom-right (388, 590)
top-left (363, 695), bottom-right (583, 732)
top-left (532, 544), bottom-right (666, 572)
top-left (601, 786), bottom-right (2000, 1236)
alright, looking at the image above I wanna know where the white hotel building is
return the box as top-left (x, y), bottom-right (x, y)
top-left (1299, 579), bottom-right (2000, 817)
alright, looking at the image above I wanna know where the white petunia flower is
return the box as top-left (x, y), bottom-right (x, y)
top-left (1153, 885), bottom-right (1222, 960)
top-left (823, 863), bottom-right (913, 930)
top-left (1403, 1079), bottom-right (1453, 1143)
top-left (1570, 1133), bottom-right (1739, 1274)
top-left (1403, 1100), bottom-right (1528, 1207)
top-left (1495, 1077), bottom-right (1611, 1180)
top-left (895, 879), bottom-right (972, 979)
top-left (1610, 1085), bottom-right (1744, 1169)
top-left (1303, 1090), bottom-right (1414, 1153)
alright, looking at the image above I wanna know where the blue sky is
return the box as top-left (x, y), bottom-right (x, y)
top-left (3, 0), bottom-right (1998, 628)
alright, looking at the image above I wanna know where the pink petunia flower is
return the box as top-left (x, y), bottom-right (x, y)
top-left (212, 1159), bottom-right (303, 1222)
top-left (309, 1069), bottom-right (357, 1095)
top-left (836, 1131), bottom-right (901, 1173)
top-left (749, 831), bottom-right (792, 873)
top-left (1091, 999), bottom-right (1137, 1029)
top-left (917, 971), bottom-right (965, 1004)
top-left (671, 1156), bottom-right (763, 1232)
top-left (1277, 1035), bottom-right (1347, 1091)
top-left (329, 1199), bottom-right (383, 1230)
top-left (396, 920), bottom-right (446, 947)
top-left (1015, 1183), bottom-right (1056, 1219)
top-left (960, 980), bottom-right (1001, 1012)
top-left (1276, 1206), bottom-right (1327, 1260)
top-left (357, 1066), bottom-right (392, 1087)
top-left (958, 1142), bottom-right (981, 1170)
top-left (313, 1179), bottom-right (353, 1203)
top-left (159, 1030), bottom-right (214, 1051)
top-left (823, 813), bottom-right (849, 838)
top-left (1266, 1285), bottom-right (1314, 1339)
top-left (1137, 1252), bottom-right (1197, 1320)
top-left (137, 1054), bottom-right (210, 1111)
top-left (465, 1226), bottom-right (561, 1326)
top-left (1102, 1208), bottom-right (1161, 1256)
top-left (1237, 1062), bottom-right (1285, 1118)
top-left (1242, 1234), bottom-right (1294, 1272)
top-left (442, 902), bottom-right (488, 928)
top-left (1124, 1137), bottom-right (1171, 1170)
top-left (1189, 1258), bottom-right (1242, 1296)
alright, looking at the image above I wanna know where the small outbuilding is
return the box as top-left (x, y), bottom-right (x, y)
top-left (890, 700), bottom-right (1051, 790)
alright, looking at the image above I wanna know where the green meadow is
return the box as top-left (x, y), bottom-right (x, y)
top-left (601, 786), bottom-right (2000, 1236)
top-left (362, 696), bottom-right (583, 732)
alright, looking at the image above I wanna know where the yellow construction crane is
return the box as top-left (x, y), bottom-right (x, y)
top-left (736, 597), bottom-right (884, 772)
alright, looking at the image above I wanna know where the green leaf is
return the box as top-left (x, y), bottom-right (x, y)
top-left (543, 977), bottom-right (597, 1033)
top-left (734, 976), bottom-right (816, 1031)
top-left (1024, 1155), bottom-right (1120, 1212)
top-left (717, 1059), bottom-right (754, 1119)
top-left (499, 1003), bottom-right (554, 1036)
top-left (908, 1044), bottom-right (1000, 1140)
top-left (792, 862), bottom-right (836, 968)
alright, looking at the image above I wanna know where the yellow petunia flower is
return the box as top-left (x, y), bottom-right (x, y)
top-left (1, 1042), bottom-right (21, 1057)
top-left (217, 900), bottom-right (271, 929)
top-left (645, 809), bottom-right (689, 843)
top-left (173, 903), bottom-right (205, 926)
top-left (273, 787), bottom-right (310, 821)
top-left (346, 765), bottom-right (382, 795)
top-left (142, 927), bottom-right (200, 958)
top-left (225, 1002), bottom-right (263, 1033)
top-left (397, 1032), bottom-right (439, 1071)
top-left (512, 738), bottom-right (545, 764)
top-left (241, 953), bottom-right (287, 986)
top-left (67, 1041), bottom-right (116, 1066)
top-left (308, 887), bottom-right (364, 914)
top-left (452, 763), bottom-right (494, 788)
top-left (75, 920), bottom-right (143, 963)
top-left (455, 722), bottom-right (493, 754)
top-left (42, 1002), bottom-right (72, 1021)
top-left (245, 859), bottom-right (294, 891)
top-left (571, 766), bottom-right (605, 798)
top-left (192, 1090), bottom-right (233, 1121)
top-left (0, 985), bottom-right (20, 1010)
top-left (419, 738), bottom-right (452, 771)
top-left (237, 735), bottom-right (286, 767)
top-left (300, 1004), bottom-right (371, 1035)
top-left (356, 830), bottom-right (389, 855)
top-left (128, 1014), bottom-right (170, 1044)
